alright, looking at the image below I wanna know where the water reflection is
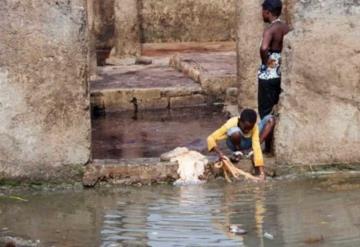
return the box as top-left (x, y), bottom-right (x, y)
top-left (100, 183), bottom-right (282, 247)
top-left (92, 107), bottom-right (227, 159)
top-left (0, 175), bottom-right (360, 246)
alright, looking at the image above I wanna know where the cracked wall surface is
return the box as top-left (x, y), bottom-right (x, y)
top-left (274, 0), bottom-right (360, 165)
top-left (0, 0), bottom-right (91, 181)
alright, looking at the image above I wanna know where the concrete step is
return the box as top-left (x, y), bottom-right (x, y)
top-left (91, 86), bottom-right (211, 113)
top-left (90, 62), bottom-right (219, 112)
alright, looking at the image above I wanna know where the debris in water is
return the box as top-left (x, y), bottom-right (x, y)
top-left (304, 235), bottom-right (324, 244)
top-left (229, 224), bottom-right (247, 235)
top-left (0, 195), bottom-right (28, 202)
top-left (264, 232), bottom-right (274, 240)
top-left (162, 147), bottom-right (208, 185)
top-left (0, 236), bottom-right (38, 247)
top-left (135, 56), bottom-right (152, 65)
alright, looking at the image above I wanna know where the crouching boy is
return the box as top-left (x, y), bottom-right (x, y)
top-left (207, 108), bottom-right (275, 180)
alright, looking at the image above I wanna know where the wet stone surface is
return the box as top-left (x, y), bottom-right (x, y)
top-left (92, 107), bottom-right (227, 159)
top-left (1, 174), bottom-right (360, 246)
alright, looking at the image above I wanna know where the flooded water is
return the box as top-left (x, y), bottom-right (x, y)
top-left (92, 107), bottom-right (227, 159)
top-left (1, 174), bottom-right (360, 246)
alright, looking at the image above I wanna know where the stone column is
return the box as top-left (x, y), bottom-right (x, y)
top-left (236, 0), bottom-right (264, 109)
top-left (0, 0), bottom-right (91, 182)
top-left (112, 0), bottom-right (141, 58)
top-left (275, 0), bottom-right (360, 166)
top-left (87, 0), bottom-right (98, 78)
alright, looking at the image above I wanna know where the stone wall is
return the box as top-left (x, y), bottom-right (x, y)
top-left (275, 0), bottom-right (360, 166)
top-left (0, 0), bottom-right (91, 182)
top-left (141, 0), bottom-right (236, 43)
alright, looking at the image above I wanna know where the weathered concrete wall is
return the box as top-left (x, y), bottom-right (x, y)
top-left (140, 0), bottom-right (236, 43)
top-left (113, 0), bottom-right (141, 57)
top-left (275, 0), bottom-right (360, 165)
top-left (236, 0), bottom-right (263, 109)
top-left (0, 0), bottom-right (91, 182)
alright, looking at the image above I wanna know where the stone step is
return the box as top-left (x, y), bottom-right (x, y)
top-left (91, 86), bottom-right (211, 113)
top-left (90, 62), bottom-right (220, 112)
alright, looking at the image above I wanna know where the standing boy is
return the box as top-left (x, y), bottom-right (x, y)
top-left (258, 0), bottom-right (290, 119)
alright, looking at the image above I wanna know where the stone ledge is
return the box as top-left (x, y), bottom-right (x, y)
top-left (82, 157), bottom-right (277, 187)
top-left (83, 157), bottom-right (360, 187)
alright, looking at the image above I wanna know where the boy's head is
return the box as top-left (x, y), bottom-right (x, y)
top-left (238, 108), bottom-right (257, 134)
top-left (262, 0), bottom-right (282, 22)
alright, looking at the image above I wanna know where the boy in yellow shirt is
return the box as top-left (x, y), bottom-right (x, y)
top-left (207, 108), bottom-right (275, 180)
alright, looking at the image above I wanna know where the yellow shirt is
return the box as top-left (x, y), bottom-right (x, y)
top-left (207, 117), bottom-right (264, 167)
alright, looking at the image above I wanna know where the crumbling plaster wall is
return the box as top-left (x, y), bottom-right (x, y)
top-left (0, 0), bottom-right (91, 181)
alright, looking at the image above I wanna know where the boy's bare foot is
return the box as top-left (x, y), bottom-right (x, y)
top-left (258, 172), bottom-right (266, 181)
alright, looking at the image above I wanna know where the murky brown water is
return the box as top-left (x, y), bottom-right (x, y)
top-left (1, 174), bottom-right (360, 246)
top-left (92, 107), bottom-right (227, 159)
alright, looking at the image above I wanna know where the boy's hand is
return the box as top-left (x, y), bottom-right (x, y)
top-left (259, 172), bottom-right (266, 181)
top-left (218, 153), bottom-right (226, 161)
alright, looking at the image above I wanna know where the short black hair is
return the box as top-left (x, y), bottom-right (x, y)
top-left (262, 0), bottom-right (283, 17)
top-left (240, 108), bottom-right (257, 125)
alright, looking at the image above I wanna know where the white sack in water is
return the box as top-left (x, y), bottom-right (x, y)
top-left (163, 147), bottom-right (208, 185)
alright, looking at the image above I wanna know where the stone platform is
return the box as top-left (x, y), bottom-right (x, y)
top-left (169, 51), bottom-right (237, 100)
top-left (90, 42), bottom-right (237, 113)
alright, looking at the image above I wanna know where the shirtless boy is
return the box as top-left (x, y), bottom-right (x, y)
top-left (258, 0), bottom-right (290, 119)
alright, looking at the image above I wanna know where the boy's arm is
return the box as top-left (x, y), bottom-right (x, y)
top-left (252, 126), bottom-right (265, 179)
top-left (252, 126), bottom-right (264, 168)
top-left (260, 29), bottom-right (272, 66)
top-left (207, 124), bottom-right (228, 160)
